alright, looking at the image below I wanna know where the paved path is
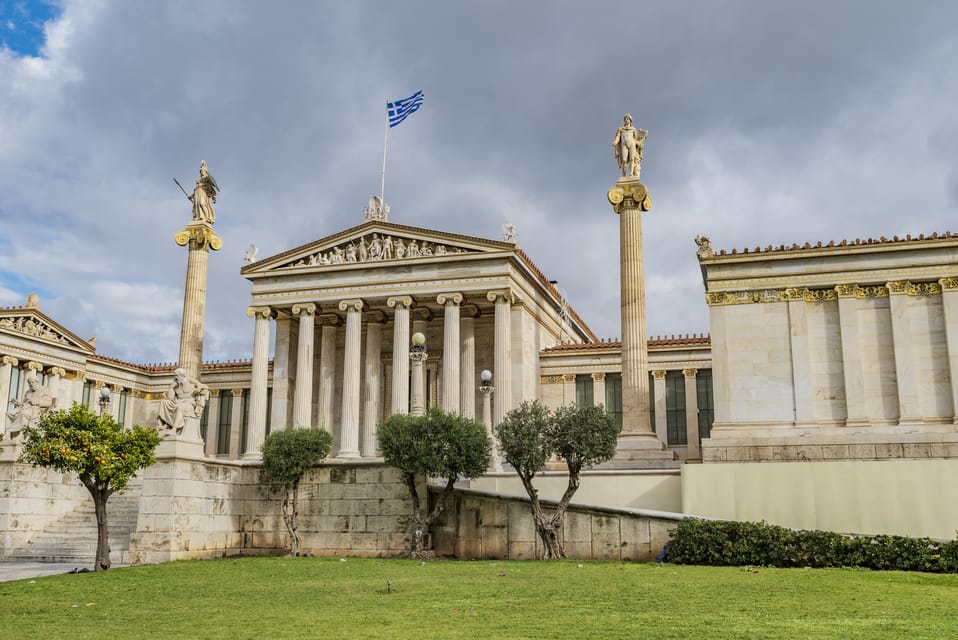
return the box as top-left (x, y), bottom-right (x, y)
top-left (0, 562), bottom-right (96, 582)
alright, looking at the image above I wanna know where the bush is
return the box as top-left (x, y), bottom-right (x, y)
top-left (667, 518), bottom-right (958, 573)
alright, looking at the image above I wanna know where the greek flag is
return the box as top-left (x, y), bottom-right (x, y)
top-left (387, 90), bottom-right (424, 128)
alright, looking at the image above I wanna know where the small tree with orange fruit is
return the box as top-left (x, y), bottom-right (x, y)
top-left (19, 403), bottom-right (160, 571)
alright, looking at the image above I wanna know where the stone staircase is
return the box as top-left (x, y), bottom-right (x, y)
top-left (7, 484), bottom-right (142, 564)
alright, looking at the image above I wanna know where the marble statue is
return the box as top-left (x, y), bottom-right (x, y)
top-left (5, 372), bottom-right (55, 440)
top-left (363, 195), bottom-right (390, 221)
top-left (503, 223), bottom-right (517, 243)
top-left (244, 244), bottom-right (259, 264)
top-left (368, 234), bottom-right (382, 259)
top-left (612, 114), bottom-right (648, 179)
top-left (157, 368), bottom-right (210, 436)
top-left (395, 238), bottom-right (406, 259)
top-left (382, 236), bottom-right (394, 260)
top-left (407, 240), bottom-right (420, 258)
top-left (188, 160), bottom-right (219, 224)
top-left (694, 235), bottom-right (714, 259)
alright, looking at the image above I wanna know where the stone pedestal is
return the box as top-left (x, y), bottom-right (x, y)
top-left (608, 178), bottom-right (674, 463)
top-left (156, 416), bottom-right (206, 460)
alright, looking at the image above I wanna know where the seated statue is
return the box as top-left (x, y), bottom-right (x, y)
top-left (157, 368), bottom-right (209, 436)
top-left (6, 372), bottom-right (55, 441)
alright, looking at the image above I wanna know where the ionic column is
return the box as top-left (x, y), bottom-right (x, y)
top-left (651, 370), bottom-right (668, 445)
top-left (362, 311), bottom-right (386, 457)
top-left (338, 299), bottom-right (366, 458)
top-left (592, 372), bottom-right (606, 408)
top-left (939, 277), bottom-right (958, 423)
top-left (835, 285), bottom-right (867, 425)
top-left (608, 179), bottom-right (654, 435)
top-left (460, 305), bottom-right (480, 419)
top-left (0, 356), bottom-right (17, 434)
top-left (487, 290), bottom-right (514, 425)
top-left (245, 306), bottom-right (272, 459)
top-left (683, 369), bottom-right (701, 461)
top-left (887, 281), bottom-right (920, 423)
top-left (229, 388), bottom-right (244, 458)
top-left (387, 296), bottom-right (413, 414)
top-left (204, 389), bottom-right (221, 456)
top-left (437, 292), bottom-right (464, 413)
top-left (317, 314), bottom-right (341, 432)
top-left (174, 221), bottom-right (222, 381)
top-left (292, 303), bottom-right (317, 428)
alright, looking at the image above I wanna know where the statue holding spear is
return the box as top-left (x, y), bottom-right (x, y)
top-left (174, 160), bottom-right (219, 225)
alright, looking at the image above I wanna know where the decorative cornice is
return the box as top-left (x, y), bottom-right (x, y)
top-left (908, 282), bottom-right (941, 296)
top-left (175, 223), bottom-right (223, 252)
top-left (291, 302), bottom-right (317, 316)
top-left (386, 295), bottom-right (414, 310)
top-left (540, 375), bottom-right (564, 384)
top-left (705, 289), bottom-right (788, 306)
top-left (338, 299), bottom-right (367, 313)
top-left (436, 292), bottom-right (464, 306)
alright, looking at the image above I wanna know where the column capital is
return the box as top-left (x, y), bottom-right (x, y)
top-left (562, 373), bottom-right (576, 383)
top-left (461, 304), bottom-right (482, 319)
top-left (175, 223), bottom-right (223, 252)
top-left (291, 302), bottom-right (317, 316)
top-left (338, 298), bottom-right (367, 313)
top-left (387, 295), bottom-right (415, 310)
top-left (364, 310), bottom-right (388, 324)
top-left (487, 288), bottom-right (515, 304)
top-left (1, 355), bottom-right (19, 367)
top-left (409, 350), bottom-right (428, 364)
top-left (436, 292), bottom-right (464, 306)
top-left (591, 372), bottom-right (606, 381)
top-left (246, 305), bottom-right (273, 319)
top-left (411, 307), bottom-right (434, 322)
top-left (110, 384), bottom-right (124, 393)
top-left (209, 388), bottom-right (221, 398)
top-left (835, 284), bottom-right (859, 298)
top-left (231, 388), bottom-right (245, 397)
top-left (608, 179), bottom-right (652, 213)
top-left (479, 384), bottom-right (495, 395)
top-left (886, 280), bottom-right (910, 296)
top-left (25, 360), bottom-right (43, 372)
top-left (46, 366), bottom-right (66, 377)
top-left (93, 380), bottom-right (106, 389)
top-left (316, 313), bottom-right (343, 327)
top-left (652, 369), bottom-right (667, 379)
top-left (682, 368), bottom-right (698, 379)
top-left (939, 277), bottom-right (958, 291)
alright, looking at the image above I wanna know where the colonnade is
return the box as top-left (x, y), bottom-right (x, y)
top-left (244, 289), bottom-right (517, 458)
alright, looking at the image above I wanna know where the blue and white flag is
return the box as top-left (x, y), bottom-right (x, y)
top-left (387, 90), bottom-right (424, 128)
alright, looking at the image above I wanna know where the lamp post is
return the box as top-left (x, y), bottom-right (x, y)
top-left (98, 385), bottom-right (112, 417)
top-left (479, 369), bottom-right (501, 471)
top-left (409, 332), bottom-right (428, 417)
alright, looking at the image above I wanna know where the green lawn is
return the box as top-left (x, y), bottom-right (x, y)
top-left (2, 558), bottom-right (956, 639)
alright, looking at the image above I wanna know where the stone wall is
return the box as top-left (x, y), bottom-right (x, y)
top-left (431, 486), bottom-right (682, 561)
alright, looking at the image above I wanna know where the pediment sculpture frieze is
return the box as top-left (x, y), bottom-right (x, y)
top-left (281, 232), bottom-right (476, 269)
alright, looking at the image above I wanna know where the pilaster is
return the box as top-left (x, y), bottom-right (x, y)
top-left (387, 296), bottom-right (413, 415)
top-left (338, 299), bottom-right (366, 458)
top-left (651, 370), bottom-right (668, 446)
top-left (887, 281), bottom-right (920, 423)
top-left (438, 292), bottom-right (463, 413)
top-left (835, 284), bottom-right (868, 425)
top-left (245, 305), bottom-right (272, 459)
top-left (204, 388), bottom-right (221, 457)
top-left (292, 303), bottom-right (317, 429)
top-left (683, 369), bottom-right (701, 461)
top-left (460, 305), bottom-right (480, 419)
top-left (591, 372), bottom-right (606, 408)
top-left (362, 311), bottom-right (386, 457)
top-left (939, 277), bottom-right (958, 424)
top-left (317, 313), bottom-right (342, 432)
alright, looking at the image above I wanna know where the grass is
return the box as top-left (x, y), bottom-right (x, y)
top-left (2, 557), bottom-right (957, 639)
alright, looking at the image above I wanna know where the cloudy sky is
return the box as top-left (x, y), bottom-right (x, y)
top-left (2, 1), bottom-right (957, 363)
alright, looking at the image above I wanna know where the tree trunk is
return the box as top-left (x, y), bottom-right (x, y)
top-left (283, 480), bottom-right (300, 557)
top-left (405, 473), bottom-right (429, 557)
top-left (82, 476), bottom-right (113, 571)
top-left (518, 474), bottom-right (564, 559)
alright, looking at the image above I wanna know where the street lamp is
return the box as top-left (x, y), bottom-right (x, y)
top-left (479, 370), bottom-right (501, 471)
top-left (98, 385), bottom-right (112, 417)
top-left (409, 332), bottom-right (428, 416)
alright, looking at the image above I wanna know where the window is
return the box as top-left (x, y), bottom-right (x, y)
top-left (575, 374), bottom-right (594, 407)
top-left (240, 389), bottom-right (250, 453)
top-left (216, 393), bottom-right (232, 455)
top-left (605, 373), bottom-right (622, 427)
top-left (665, 371), bottom-right (687, 445)
top-left (697, 370), bottom-right (714, 440)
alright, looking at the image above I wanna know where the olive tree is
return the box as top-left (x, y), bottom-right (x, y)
top-left (260, 427), bottom-right (333, 556)
top-left (18, 403), bottom-right (161, 571)
top-left (496, 401), bottom-right (619, 559)
top-left (378, 408), bottom-right (491, 556)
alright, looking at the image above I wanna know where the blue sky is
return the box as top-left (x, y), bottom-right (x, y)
top-left (0, 0), bottom-right (60, 56)
top-left (2, 2), bottom-right (958, 363)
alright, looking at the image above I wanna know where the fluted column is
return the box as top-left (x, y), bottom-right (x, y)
top-left (316, 313), bottom-right (341, 432)
top-left (683, 369), bottom-right (701, 461)
top-left (292, 303), bottom-right (317, 428)
top-left (487, 290), bottom-right (513, 426)
top-left (608, 179), bottom-right (654, 434)
top-left (387, 296), bottom-right (413, 414)
top-left (204, 389), bottom-right (221, 456)
top-left (0, 356), bottom-right (17, 435)
top-left (652, 370), bottom-right (668, 445)
top-left (460, 306), bottom-right (479, 419)
top-left (887, 281), bottom-right (920, 422)
top-left (245, 305), bottom-right (272, 459)
top-left (174, 222), bottom-right (222, 381)
top-left (438, 292), bottom-right (463, 413)
top-left (362, 311), bottom-right (386, 457)
top-left (338, 299), bottom-right (365, 458)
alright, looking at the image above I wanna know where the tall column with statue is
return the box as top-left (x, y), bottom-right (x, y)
top-left (607, 116), bottom-right (673, 464)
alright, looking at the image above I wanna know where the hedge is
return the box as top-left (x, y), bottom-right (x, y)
top-left (666, 518), bottom-right (958, 573)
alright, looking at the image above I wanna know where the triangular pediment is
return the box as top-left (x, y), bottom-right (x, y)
top-left (243, 220), bottom-right (515, 275)
top-left (0, 307), bottom-right (96, 353)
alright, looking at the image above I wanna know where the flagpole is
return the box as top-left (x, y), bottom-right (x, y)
top-left (381, 104), bottom-right (389, 203)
